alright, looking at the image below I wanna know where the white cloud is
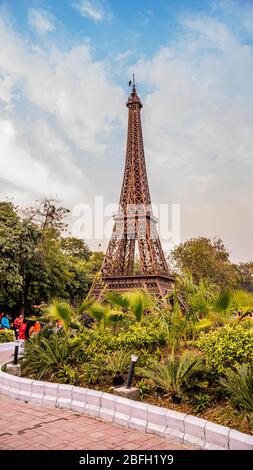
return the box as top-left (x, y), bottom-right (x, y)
top-left (0, 18), bottom-right (124, 211)
top-left (28, 8), bottom-right (55, 34)
top-left (130, 14), bottom-right (253, 262)
top-left (0, 119), bottom-right (80, 201)
top-left (73, 1), bottom-right (104, 23)
top-left (115, 50), bottom-right (134, 63)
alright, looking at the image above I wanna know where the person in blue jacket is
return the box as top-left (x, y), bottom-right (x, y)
top-left (1, 312), bottom-right (11, 329)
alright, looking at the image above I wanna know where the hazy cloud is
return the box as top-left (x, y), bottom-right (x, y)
top-left (28, 8), bottom-right (55, 34)
top-left (131, 12), bottom-right (253, 262)
top-left (73, 0), bottom-right (105, 23)
top-left (0, 18), bottom-right (124, 209)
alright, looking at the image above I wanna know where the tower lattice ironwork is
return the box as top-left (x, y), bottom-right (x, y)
top-left (90, 78), bottom-right (174, 298)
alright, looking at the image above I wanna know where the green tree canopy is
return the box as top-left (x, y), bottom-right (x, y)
top-left (60, 237), bottom-right (91, 261)
top-left (0, 199), bottom-right (103, 311)
top-left (170, 237), bottom-right (239, 290)
top-left (235, 262), bottom-right (253, 292)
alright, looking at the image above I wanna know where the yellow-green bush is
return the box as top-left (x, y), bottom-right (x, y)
top-left (198, 325), bottom-right (253, 373)
top-left (0, 329), bottom-right (14, 343)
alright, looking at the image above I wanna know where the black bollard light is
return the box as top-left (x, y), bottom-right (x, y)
top-left (125, 354), bottom-right (138, 389)
top-left (13, 337), bottom-right (19, 365)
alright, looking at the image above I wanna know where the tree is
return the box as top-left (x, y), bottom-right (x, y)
top-left (84, 252), bottom-right (104, 279)
top-left (0, 200), bottom-right (100, 310)
top-left (0, 202), bottom-right (24, 306)
top-left (171, 237), bottom-right (239, 290)
top-left (0, 202), bottom-right (42, 308)
top-left (60, 237), bottom-right (91, 261)
top-left (236, 262), bottom-right (253, 292)
top-left (24, 197), bottom-right (70, 232)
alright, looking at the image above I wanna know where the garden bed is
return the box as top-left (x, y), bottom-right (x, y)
top-left (19, 291), bottom-right (253, 438)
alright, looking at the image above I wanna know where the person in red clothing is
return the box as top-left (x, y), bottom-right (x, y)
top-left (19, 320), bottom-right (27, 340)
top-left (14, 314), bottom-right (23, 329)
top-left (13, 314), bottom-right (24, 338)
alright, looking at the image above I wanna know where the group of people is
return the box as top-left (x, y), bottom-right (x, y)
top-left (0, 312), bottom-right (41, 340)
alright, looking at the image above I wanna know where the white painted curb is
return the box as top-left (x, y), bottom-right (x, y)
top-left (0, 344), bottom-right (252, 450)
top-left (0, 342), bottom-right (16, 351)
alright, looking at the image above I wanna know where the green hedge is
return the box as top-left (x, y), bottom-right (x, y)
top-left (198, 325), bottom-right (253, 373)
top-left (0, 329), bottom-right (15, 343)
top-left (69, 320), bottom-right (167, 363)
top-left (103, 321), bottom-right (167, 351)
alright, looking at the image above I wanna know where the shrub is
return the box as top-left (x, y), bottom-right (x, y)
top-left (198, 325), bottom-right (253, 373)
top-left (137, 378), bottom-right (153, 397)
top-left (22, 331), bottom-right (75, 379)
top-left (102, 350), bottom-right (130, 376)
top-left (73, 321), bottom-right (166, 359)
top-left (139, 352), bottom-right (206, 403)
top-left (220, 365), bottom-right (253, 412)
top-left (57, 364), bottom-right (80, 385)
top-left (0, 329), bottom-right (14, 343)
top-left (193, 392), bottom-right (212, 412)
top-left (105, 321), bottom-right (167, 351)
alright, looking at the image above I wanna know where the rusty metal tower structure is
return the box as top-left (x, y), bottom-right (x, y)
top-left (90, 76), bottom-right (174, 298)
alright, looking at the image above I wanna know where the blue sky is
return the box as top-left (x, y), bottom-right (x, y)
top-left (0, 0), bottom-right (253, 262)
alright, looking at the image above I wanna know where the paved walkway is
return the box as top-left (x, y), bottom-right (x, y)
top-left (0, 350), bottom-right (192, 450)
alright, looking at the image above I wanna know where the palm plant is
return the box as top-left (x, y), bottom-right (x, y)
top-left (106, 291), bottom-right (130, 310)
top-left (87, 302), bottom-right (123, 333)
top-left (22, 331), bottom-right (74, 379)
top-left (160, 286), bottom-right (195, 353)
top-left (210, 290), bottom-right (233, 324)
top-left (188, 289), bottom-right (210, 317)
top-left (231, 290), bottom-right (253, 321)
top-left (32, 300), bottom-right (81, 335)
top-left (103, 350), bottom-right (130, 375)
top-left (106, 290), bottom-right (153, 323)
top-left (220, 365), bottom-right (253, 412)
top-left (77, 297), bottom-right (94, 316)
top-left (124, 291), bottom-right (153, 323)
top-left (140, 352), bottom-right (205, 403)
top-left (49, 300), bottom-right (78, 334)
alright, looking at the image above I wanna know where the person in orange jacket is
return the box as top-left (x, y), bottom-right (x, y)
top-left (29, 321), bottom-right (41, 337)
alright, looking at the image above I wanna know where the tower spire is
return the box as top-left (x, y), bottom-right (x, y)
top-left (132, 73), bottom-right (136, 93)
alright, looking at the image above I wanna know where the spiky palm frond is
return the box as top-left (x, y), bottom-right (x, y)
top-left (77, 298), bottom-right (94, 317)
top-left (211, 291), bottom-right (232, 313)
top-left (22, 332), bottom-right (73, 379)
top-left (107, 310), bottom-right (124, 322)
top-left (123, 291), bottom-right (153, 323)
top-left (88, 302), bottom-right (107, 321)
top-left (232, 290), bottom-right (253, 316)
top-left (49, 300), bottom-right (75, 334)
top-left (86, 302), bottom-right (124, 333)
top-left (140, 352), bottom-right (204, 399)
top-left (188, 291), bottom-right (210, 316)
top-left (220, 365), bottom-right (253, 412)
top-left (105, 291), bottom-right (130, 310)
top-left (102, 350), bottom-right (130, 375)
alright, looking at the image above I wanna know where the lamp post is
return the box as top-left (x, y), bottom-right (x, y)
top-left (13, 339), bottom-right (19, 365)
top-left (125, 354), bottom-right (138, 389)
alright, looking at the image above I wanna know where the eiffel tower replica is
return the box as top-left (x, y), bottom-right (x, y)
top-left (90, 76), bottom-right (174, 298)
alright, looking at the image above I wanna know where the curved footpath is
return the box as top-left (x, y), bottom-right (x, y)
top-left (0, 349), bottom-right (190, 451)
top-left (1, 344), bottom-right (253, 451)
